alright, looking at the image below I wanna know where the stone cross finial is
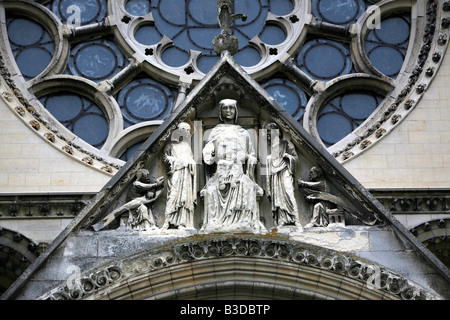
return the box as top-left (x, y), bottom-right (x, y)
top-left (213, 0), bottom-right (247, 56)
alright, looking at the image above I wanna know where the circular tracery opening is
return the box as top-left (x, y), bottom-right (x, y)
top-left (0, 0), bottom-right (424, 165)
top-left (317, 90), bottom-right (384, 147)
top-left (39, 91), bottom-right (109, 149)
top-left (6, 15), bottom-right (55, 80)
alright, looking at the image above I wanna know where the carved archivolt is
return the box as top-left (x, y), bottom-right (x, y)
top-left (38, 237), bottom-right (438, 300)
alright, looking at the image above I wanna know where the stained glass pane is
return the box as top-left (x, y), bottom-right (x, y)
top-left (125, 0), bottom-right (151, 16)
top-left (52, 0), bottom-right (107, 25)
top-left (269, 0), bottom-right (294, 16)
top-left (120, 140), bottom-right (145, 161)
top-left (311, 0), bottom-right (368, 25)
top-left (151, 0), bottom-right (271, 70)
top-left (135, 24), bottom-right (163, 45)
top-left (6, 16), bottom-right (55, 80)
top-left (365, 13), bottom-right (411, 78)
top-left (296, 38), bottom-right (353, 81)
top-left (317, 91), bottom-right (384, 147)
top-left (262, 76), bottom-right (308, 124)
top-left (40, 92), bottom-right (109, 148)
top-left (66, 38), bottom-right (128, 82)
top-left (116, 77), bottom-right (175, 128)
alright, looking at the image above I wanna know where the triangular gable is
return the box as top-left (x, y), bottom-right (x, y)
top-left (3, 52), bottom-right (449, 300)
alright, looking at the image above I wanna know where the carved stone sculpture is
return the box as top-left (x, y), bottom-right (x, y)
top-left (298, 166), bottom-right (331, 228)
top-left (213, 0), bottom-right (247, 55)
top-left (200, 99), bottom-right (265, 233)
top-left (93, 169), bottom-right (164, 231)
top-left (265, 123), bottom-right (302, 230)
top-left (162, 122), bottom-right (197, 230)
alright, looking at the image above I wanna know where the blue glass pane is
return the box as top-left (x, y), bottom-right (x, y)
top-left (197, 56), bottom-right (220, 74)
top-left (365, 14), bottom-right (411, 78)
top-left (42, 94), bottom-right (83, 121)
top-left (161, 46), bottom-right (190, 67)
top-left (317, 91), bottom-right (384, 147)
top-left (120, 140), bottom-right (145, 161)
top-left (7, 16), bottom-right (55, 80)
top-left (262, 77), bottom-right (308, 124)
top-left (296, 38), bottom-right (353, 81)
top-left (259, 24), bottom-right (286, 45)
top-left (40, 92), bottom-right (109, 148)
top-left (74, 114), bottom-right (109, 146)
top-left (188, 0), bottom-right (218, 25)
top-left (135, 24), bottom-right (163, 45)
top-left (269, 0), bottom-right (294, 16)
top-left (126, 0), bottom-right (151, 16)
top-left (341, 92), bottom-right (380, 119)
top-left (52, 0), bottom-right (107, 25)
top-left (67, 39), bottom-right (128, 81)
top-left (8, 18), bottom-right (44, 46)
top-left (151, 0), bottom-right (270, 71)
top-left (318, 113), bottom-right (352, 146)
top-left (116, 77), bottom-right (175, 127)
top-left (16, 48), bottom-right (53, 79)
top-left (368, 47), bottom-right (405, 77)
top-left (234, 47), bottom-right (261, 67)
top-left (312, 0), bottom-right (368, 25)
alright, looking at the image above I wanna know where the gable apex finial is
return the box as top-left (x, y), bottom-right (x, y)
top-left (213, 0), bottom-right (247, 56)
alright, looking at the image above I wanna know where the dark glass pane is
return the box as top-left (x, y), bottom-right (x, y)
top-left (52, 0), bottom-right (107, 25)
top-left (6, 16), bottom-right (55, 80)
top-left (312, 0), bottom-right (368, 25)
top-left (317, 91), bottom-right (384, 147)
top-left (126, 0), bottom-right (151, 16)
top-left (234, 46), bottom-right (261, 67)
top-left (151, 0), bottom-right (270, 71)
top-left (365, 13), bottom-right (411, 78)
top-left (67, 39), bottom-right (128, 81)
top-left (197, 56), bottom-right (220, 74)
top-left (262, 76), bottom-right (309, 124)
top-left (74, 114), bottom-right (109, 147)
top-left (296, 38), bottom-right (353, 81)
top-left (120, 140), bottom-right (145, 161)
top-left (116, 77), bottom-right (175, 127)
top-left (269, 0), bottom-right (294, 16)
top-left (161, 46), bottom-right (190, 67)
top-left (135, 24), bottom-right (163, 45)
top-left (317, 113), bottom-right (352, 145)
top-left (40, 92), bottom-right (109, 148)
top-left (259, 24), bottom-right (286, 45)
top-left (43, 94), bottom-right (83, 121)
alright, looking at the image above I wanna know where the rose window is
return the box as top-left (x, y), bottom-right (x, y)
top-left (0, 0), bottom-right (446, 174)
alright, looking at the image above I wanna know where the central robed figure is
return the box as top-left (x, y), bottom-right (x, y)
top-left (200, 99), bottom-right (265, 233)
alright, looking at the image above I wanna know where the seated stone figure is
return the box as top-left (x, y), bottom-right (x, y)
top-left (200, 99), bottom-right (265, 233)
top-left (93, 169), bottom-right (164, 231)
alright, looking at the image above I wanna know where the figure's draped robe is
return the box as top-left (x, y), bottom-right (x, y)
top-left (266, 139), bottom-right (299, 226)
top-left (163, 140), bottom-right (196, 228)
top-left (201, 124), bottom-right (265, 233)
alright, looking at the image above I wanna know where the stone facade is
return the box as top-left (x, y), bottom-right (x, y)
top-left (0, 0), bottom-right (449, 300)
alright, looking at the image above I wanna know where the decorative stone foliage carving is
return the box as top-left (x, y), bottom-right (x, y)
top-left (38, 237), bottom-right (436, 300)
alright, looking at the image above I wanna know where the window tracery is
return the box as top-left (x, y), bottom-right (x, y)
top-left (0, 0), bottom-right (447, 171)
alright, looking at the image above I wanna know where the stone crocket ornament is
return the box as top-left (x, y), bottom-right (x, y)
top-left (213, 0), bottom-right (247, 55)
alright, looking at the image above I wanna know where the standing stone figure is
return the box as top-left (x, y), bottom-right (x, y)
top-left (297, 166), bottom-right (330, 227)
top-left (200, 99), bottom-right (265, 233)
top-left (93, 169), bottom-right (164, 231)
top-left (162, 122), bottom-right (197, 230)
top-left (265, 123), bottom-right (302, 230)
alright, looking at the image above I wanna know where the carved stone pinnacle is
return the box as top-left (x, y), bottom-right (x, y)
top-left (213, 0), bottom-right (247, 56)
